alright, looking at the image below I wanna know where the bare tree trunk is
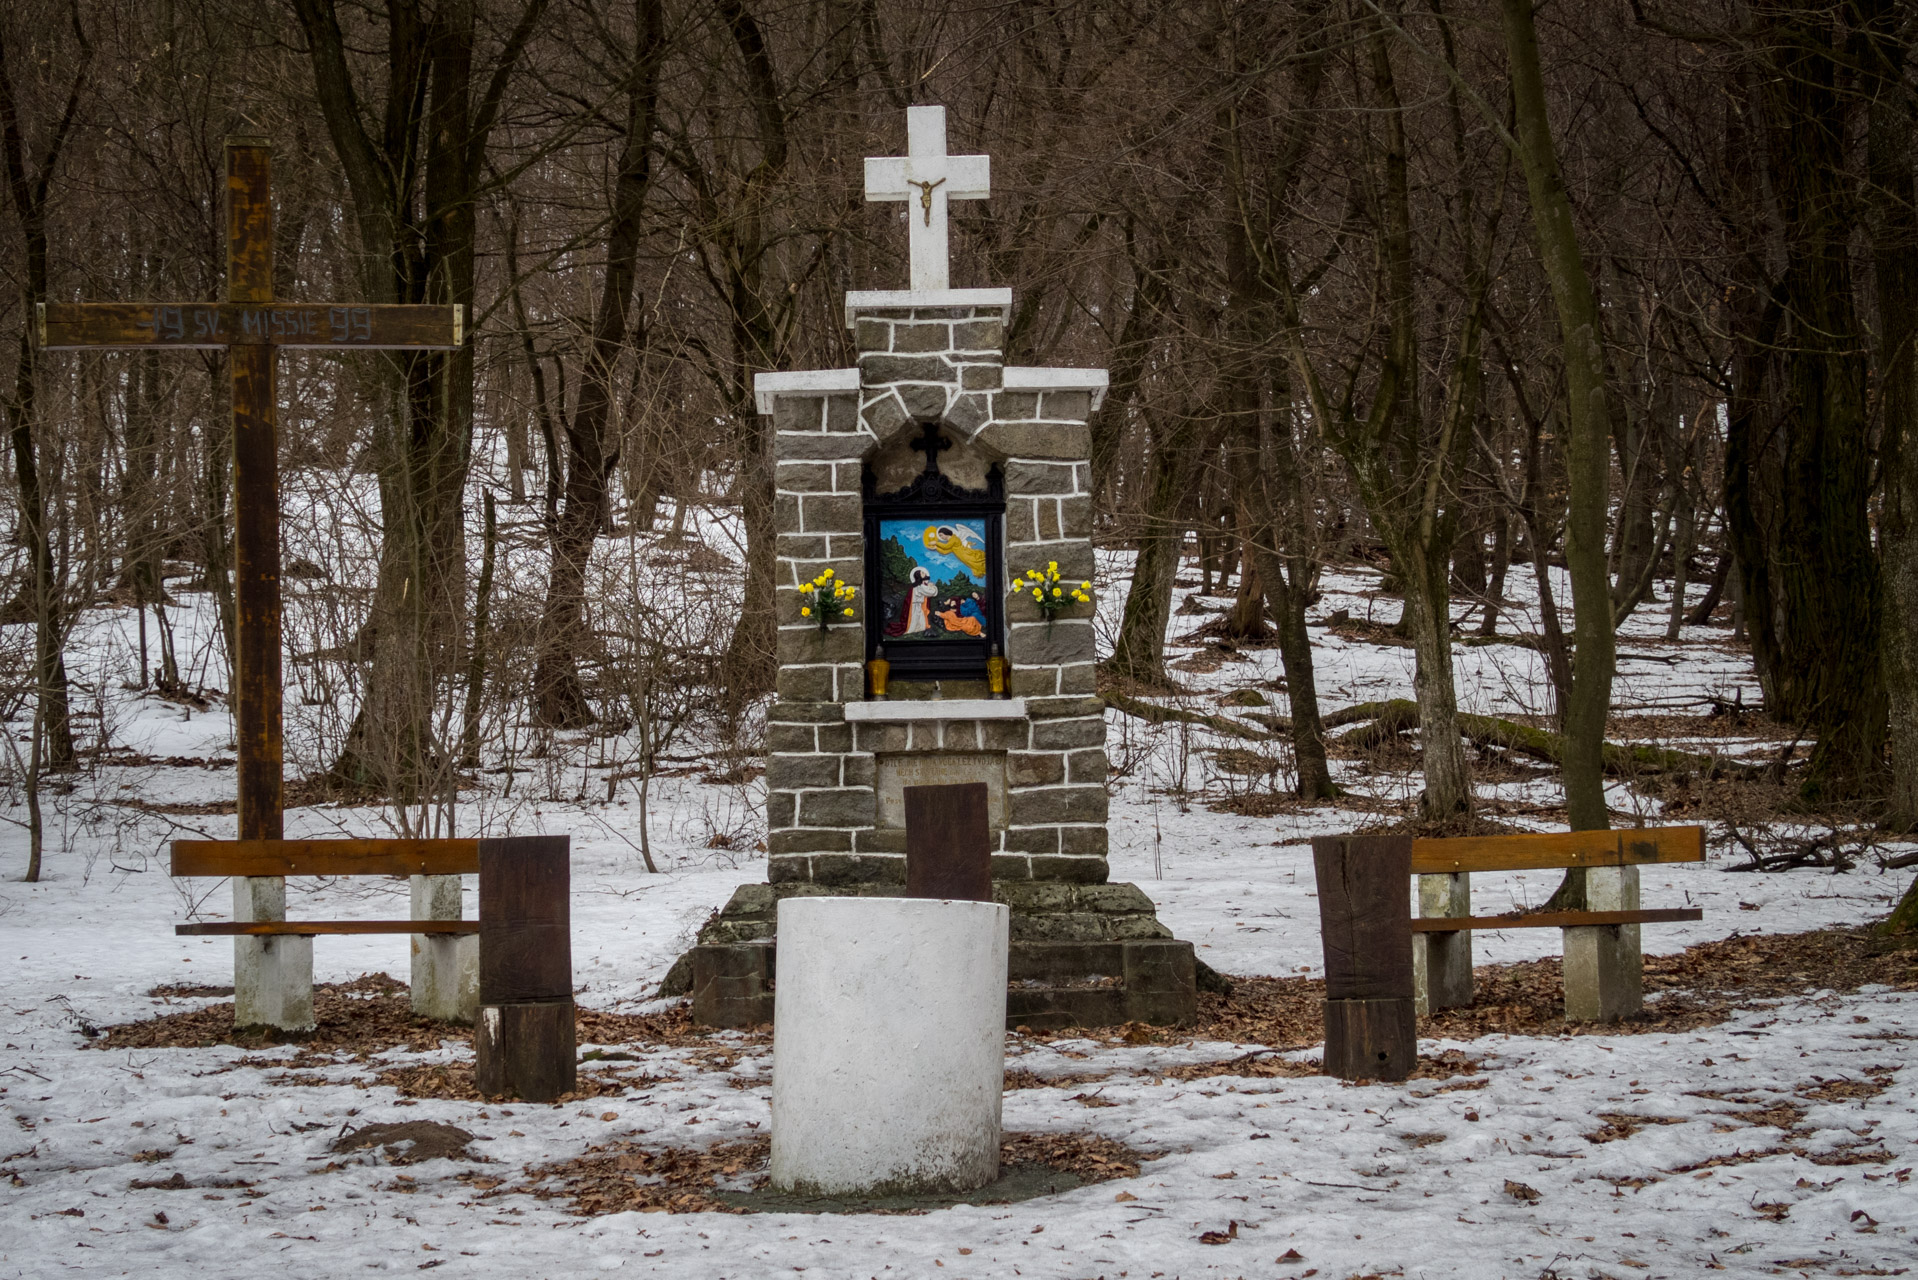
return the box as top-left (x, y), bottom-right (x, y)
top-left (1665, 487), bottom-right (1695, 641)
top-left (534, 0), bottom-right (663, 727)
top-left (459, 490), bottom-right (496, 768)
top-left (1478, 510), bottom-right (1509, 636)
top-left (1686, 549), bottom-right (1732, 626)
top-left (1107, 417), bottom-right (1199, 685)
top-left (295, 0), bottom-right (547, 803)
top-left (1502, 0), bottom-right (1615, 833)
top-left (0, 17), bottom-right (86, 786)
top-left (1866, 0), bottom-right (1918, 834)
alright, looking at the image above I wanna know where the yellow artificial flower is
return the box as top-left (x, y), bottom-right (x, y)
top-left (1048, 560), bottom-right (1058, 572)
top-left (1081, 581), bottom-right (1092, 589)
top-left (1032, 589), bottom-right (1043, 601)
top-left (799, 582), bottom-right (814, 593)
top-left (1052, 588), bottom-right (1063, 598)
top-left (800, 606), bottom-right (812, 617)
top-left (821, 568), bottom-right (834, 579)
top-left (842, 607), bottom-right (854, 617)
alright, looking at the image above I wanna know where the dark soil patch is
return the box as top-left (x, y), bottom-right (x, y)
top-left (1322, 615), bottom-right (1411, 648)
top-left (1167, 927), bottom-right (1918, 1049)
top-left (95, 973), bottom-right (454, 1053)
top-left (371, 1060), bottom-right (636, 1103)
top-left (103, 973), bottom-right (756, 1057)
top-left (575, 1002), bottom-right (767, 1053)
top-left (330, 1120), bottom-right (478, 1164)
top-left (1173, 616), bottom-right (1280, 649)
top-left (515, 1130), bottom-right (1152, 1217)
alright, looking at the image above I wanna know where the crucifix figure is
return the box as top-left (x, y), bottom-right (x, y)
top-left (40, 136), bottom-right (461, 1028)
top-left (864, 105), bottom-right (990, 291)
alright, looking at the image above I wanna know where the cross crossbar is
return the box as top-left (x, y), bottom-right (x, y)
top-left (39, 301), bottom-right (461, 351)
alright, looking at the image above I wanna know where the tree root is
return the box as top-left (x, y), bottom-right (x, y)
top-left (1102, 691), bottom-right (1281, 742)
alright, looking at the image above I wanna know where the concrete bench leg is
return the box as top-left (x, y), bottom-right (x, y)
top-left (233, 875), bottom-right (314, 1032)
top-left (411, 874), bottom-right (478, 1023)
top-left (1414, 872), bottom-right (1473, 1015)
top-left (1563, 865), bottom-right (1642, 1022)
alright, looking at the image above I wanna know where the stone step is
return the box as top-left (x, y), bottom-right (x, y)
top-left (684, 936), bottom-right (1198, 1031)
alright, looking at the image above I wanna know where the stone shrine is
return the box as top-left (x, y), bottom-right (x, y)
top-left (662, 106), bottom-right (1205, 1029)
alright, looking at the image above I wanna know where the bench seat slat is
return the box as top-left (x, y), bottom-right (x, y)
top-left (1409, 826), bottom-right (1704, 875)
top-left (175, 920), bottom-right (479, 936)
top-left (171, 838), bottom-right (480, 879)
top-left (1408, 907), bottom-right (1703, 932)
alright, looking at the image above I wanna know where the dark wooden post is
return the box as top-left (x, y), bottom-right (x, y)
top-left (475, 836), bottom-right (576, 1102)
top-left (226, 138), bottom-right (283, 845)
top-left (1312, 834), bottom-right (1417, 1081)
top-left (905, 782), bottom-right (993, 901)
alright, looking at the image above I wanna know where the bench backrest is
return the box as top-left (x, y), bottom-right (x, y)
top-left (171, 838), bottom-right (481, 878)
top-left (1409, 826), bottom-right (1703, 875)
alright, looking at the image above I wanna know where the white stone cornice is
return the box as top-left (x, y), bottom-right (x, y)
top-left (1002, 366), bottom-right (1110, 412)
top-left (843, 698), bottom-right (1027, 722)
top-left (844, 288), bottom-right (1013, 330)
top-left (754, 367), bottom-right (859, 416)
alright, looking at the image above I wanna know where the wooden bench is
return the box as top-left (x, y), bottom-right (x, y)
top-left (171, 835), bottom-right (576, 1101)
top-left (1312, 827), bottom-right (1705, 1081)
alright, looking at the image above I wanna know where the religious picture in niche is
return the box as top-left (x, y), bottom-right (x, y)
top-left (878, 519), bottom-right (990, 641)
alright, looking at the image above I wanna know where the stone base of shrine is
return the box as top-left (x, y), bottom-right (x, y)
top-left (661, 880), bottom-right (1207, 1031)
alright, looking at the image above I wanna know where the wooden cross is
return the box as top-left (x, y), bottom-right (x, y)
top-left (864, 105), bottom-right (990, 291)
top-left (38, 135), bottom-right (461, 845)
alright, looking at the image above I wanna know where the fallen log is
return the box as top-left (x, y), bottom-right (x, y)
top-left (1332, 698), bottom-right (1758, 779)
top-left (1107, 692), bottom-right (1758, 780)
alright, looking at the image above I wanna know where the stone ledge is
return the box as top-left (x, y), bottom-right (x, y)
top-left (844, 287), bottom-right (1013, 329)
top-left (1002, 366), bottom-right (1110, 412)
top-left (844, 698), bottom-right (1027, 721)
top-left (677, 936), bottom-right (1199, 1030)
top-left (754, 368), bottom-right (859, 414)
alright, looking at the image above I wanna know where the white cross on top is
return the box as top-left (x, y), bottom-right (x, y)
top-left (864, 105), bottom-right (990, 291)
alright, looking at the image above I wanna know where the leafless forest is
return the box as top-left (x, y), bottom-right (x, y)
top-left (2, 0), bottom-right (1915, 918)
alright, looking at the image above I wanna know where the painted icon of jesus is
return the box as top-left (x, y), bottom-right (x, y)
top-left (885, 566), bottom-right (938, 637)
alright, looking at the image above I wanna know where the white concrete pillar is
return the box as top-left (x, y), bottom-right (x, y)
top-left (1563, 865), bottom-right (1642, 1022)
top-left (232, 875), bottom-right (314, 1032)
top-left (1413, 871), bottom-right (1473, 1015)
top-left (770, 897), bottom-right (1008, 1197)
top-left (410, 874), bottom-right (478, 1023)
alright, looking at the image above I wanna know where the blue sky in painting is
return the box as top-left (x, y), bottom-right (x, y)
top-left (880, 519), bottom-right (986, 587)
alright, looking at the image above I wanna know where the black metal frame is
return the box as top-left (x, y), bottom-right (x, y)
top-left (863, 422), bottom-right (1005, 681)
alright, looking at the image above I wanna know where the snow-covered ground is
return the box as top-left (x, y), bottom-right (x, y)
top-left (3, 515), bottom-right (1915, 1279)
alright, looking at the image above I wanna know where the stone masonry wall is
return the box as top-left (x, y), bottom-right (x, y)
top-left (765, 303), bottom-right (1108, 888)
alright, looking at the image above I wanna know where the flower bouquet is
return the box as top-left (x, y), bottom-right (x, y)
top-left (798, 568), bottom-right (857, 631)
top-left (1016, 561), bottom-right (1091, 622)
